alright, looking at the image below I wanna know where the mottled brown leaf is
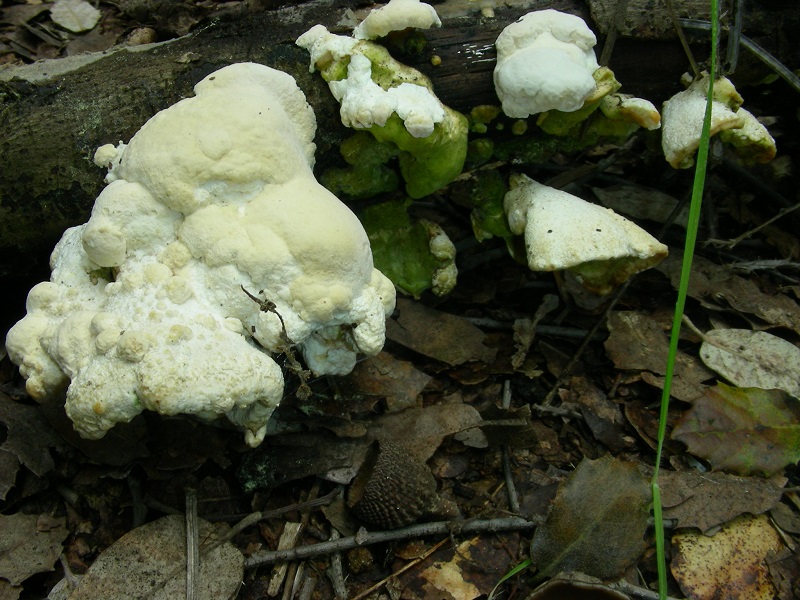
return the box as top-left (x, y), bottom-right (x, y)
top-left (69, 515), bottom-right (242, 600)
top-left (671, 514), bottom-right (782, 600)
top-left (346, 351), bottom-right (432, 412)
top-left (0, 392), bottom-right (61, 479)
top-left (699, 328), bottom-right (800, 398)
top-left (0, 513), bottom-right (67, 586)
top-left (386, 298), bottom-right (497, 366)
top-left (605, 311), bottom-right (711, 402)
top-left (657, 470), bottom-right (786, 533)
top-left (529, 456), bottom-right (650, 580)
top-left (671, 383), bottom-right (800, 476)
top-left (658, 253), bottom-right (800, 334)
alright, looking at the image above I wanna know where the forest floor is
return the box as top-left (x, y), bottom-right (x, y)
top-left (1, 1), bottom-right (800, 599)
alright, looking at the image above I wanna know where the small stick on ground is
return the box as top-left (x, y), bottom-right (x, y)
top-left (501, 381), bottom-right (520, 514)
top-left (327, 527), bottom-right (348, 600)
top-left (245, 516), bottom-right (542, 569)
top-left (185, 488), bottom-right (199, 600)
top-left (350, 538), bottom-right (449, 600)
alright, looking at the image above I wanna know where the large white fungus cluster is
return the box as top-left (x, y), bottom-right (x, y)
top-left (6, 63), bottom-right (396, 447)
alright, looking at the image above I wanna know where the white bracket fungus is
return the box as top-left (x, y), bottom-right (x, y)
top-left (600, 94), bottom-right (661, 130)
top-left (353, 0), bottom-right (441, 40)
top-left (5, 63), bottom-right (396, 447)
top-left (661, 74), bottom-right (776, 168)
top-left (493, 9), bottom-right (601, 118)
top-left (297, 25), bottom-right (445, 139)
top-left (504, 174), bottom-right (668, 298)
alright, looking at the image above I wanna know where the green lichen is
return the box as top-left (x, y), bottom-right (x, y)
top-left (368, 110), bottom-right (468, 199)
top-left (359, 198), bottom-right (456, 297)
top-left (321, 132), bottom-right (400, 200)
top-left (450, 170), bottom-right (510, 242)
top-left (469, 105), bottom-right (502, 134)
top-left (465, 138), bottom-right (494, 168)
top-left (314, 39), bottom-right (468, 199)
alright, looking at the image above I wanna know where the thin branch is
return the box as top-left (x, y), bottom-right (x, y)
top-left (705, 199), bottom-right (800, 250)
top-left (611, 580), bottom-right (682, 600)
top-left (680, 19), bottom-right (800, 94)
top-left (244, 517), bottom-right (542, 569)
top-left (666, 0), bottom-right (700, 77)
top-left (326, 527), bottom-right (348, 600)
top-left (723, 0), bottom-right (744, 74)
top-left (501, 381), bottom-right (520, 514)
top-left (185, 488), bottom-right (199, 600)
top-left (350, 538), bottom-right (448, 600)
top-left (598, 0), bottom-right (631, 67)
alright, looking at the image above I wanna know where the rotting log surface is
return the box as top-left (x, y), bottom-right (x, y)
top-left (0, 0), bottom-right (797, 286)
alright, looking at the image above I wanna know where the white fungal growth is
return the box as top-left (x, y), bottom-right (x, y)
top-left (6, 63), bottom-right (396, 447)
top-left (493, 9), bottom-right (600, 118)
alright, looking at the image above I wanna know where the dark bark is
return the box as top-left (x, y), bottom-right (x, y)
top-left (0, 0), bottom-right (797, 286)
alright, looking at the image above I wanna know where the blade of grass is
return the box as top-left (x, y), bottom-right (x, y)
top-left (652, 0), bottom-right (719, 597)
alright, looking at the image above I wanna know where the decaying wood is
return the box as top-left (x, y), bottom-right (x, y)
top-left (0, 0), bottom-right (797, 282)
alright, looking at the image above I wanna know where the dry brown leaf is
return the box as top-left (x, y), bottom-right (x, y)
top-left (402, 534), bottom-right (522, 600)
top-left (421, 538), bottom-right (482, 600)
top-left (512, 293), bottom-right (559, 369)
top-left (68, 515), bottom-right (242, 600)
top-left (0, 580), bottom-right (21, 600)
top-left (766, 547), bottom-right (800, 600)
top-left (386, 298), bottom-right (497, 366)
top-left (567, 377), bottom-right (631, 452)
top-left (671, 383), bottom-right (800, 476)
top-left (0, 513), bottom-right (67, 586)
top-left (605, 311), bottom-right (711, 401)
top-left (0, 392), bottom-right (61, 480)
top-left (657, 470), bottom-right (786, 533)
top-left (528, 572), bottom-right (631, 599)
top-left (50, 0), bottom-right (100, 32)
top-left (658, 253), bottom-right (800, 334)
top-left (698, 328), bottom-right (800, 398)
top-left (237, 433), bottom-right (369, 491)
top-left (369, 403), bottom-right (486, 461)
top-left (529, 456), bottom-right (650, 580)
top-left (593, 184), bottom-right (689, 229)
top-left (671, 514), bottom-right (783, 600)
top-left (346, 351), bottom-right (432, 411)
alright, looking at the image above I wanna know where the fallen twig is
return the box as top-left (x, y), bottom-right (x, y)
top-left (185, 488), bottom-right (198, 600)
top-left (501, 381), bottom-right (521, 513)
top-left (244, 516), bottom-right (543, 569)
top-left (350, 538), bottom-right (448, 600)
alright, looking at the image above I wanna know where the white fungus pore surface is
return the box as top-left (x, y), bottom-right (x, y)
top-left (353, 0), bottom-right (441, 40)
top-left (493, 9), bottom-right (600, 118)
top-left (5, 63), bottom-right (396, 447)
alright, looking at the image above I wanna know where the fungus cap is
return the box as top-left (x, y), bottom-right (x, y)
top-left (661, 74), bottom-right (746, 169)
top-left (504, 174), bottom-right (668, 295)
top-left (353, 0), bottom-right (441, 40)
top-left (493, 9), bottom-right (600, 118)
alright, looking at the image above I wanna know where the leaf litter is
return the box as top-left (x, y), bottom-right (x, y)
top-left (671, 514), bottom-right (783, 600)
top-left (2, 9), bottom-right (800, 596)
top-left (692, 324), bottom-right (800, 398)
top-left (671, 383), bottom-right (800, 476)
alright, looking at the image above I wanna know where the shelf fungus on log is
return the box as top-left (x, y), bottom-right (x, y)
top-left (5, 63), bottom-right (396, 447)
top-left (504, 174), bottom-right (668, 308)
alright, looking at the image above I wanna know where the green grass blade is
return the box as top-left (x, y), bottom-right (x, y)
top-left (652, 0), bottom-right (719, 597)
